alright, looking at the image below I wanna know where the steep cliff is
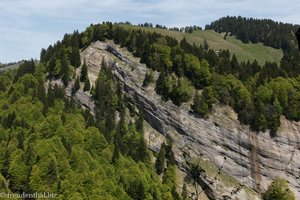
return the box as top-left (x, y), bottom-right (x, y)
top-left (63, 41), bottom-right (300, 199)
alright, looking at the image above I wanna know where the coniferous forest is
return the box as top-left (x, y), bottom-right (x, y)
top-left (0, 16), bottom-right (299, 199)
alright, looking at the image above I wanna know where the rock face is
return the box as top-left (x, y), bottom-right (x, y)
top-left (77, 41), bottom-right (300, 199)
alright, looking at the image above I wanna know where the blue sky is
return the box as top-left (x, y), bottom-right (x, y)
top-left (0, 0), bottom-right (299, 63)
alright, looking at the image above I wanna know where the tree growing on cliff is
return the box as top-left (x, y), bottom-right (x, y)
top-left (263, 177), bottom-right (295, 200)
top-left (142, 69), bottom-right (154, 87)
top-left (72, 77), bottom-right (80, 95)
top-left (70, 46), bottom-right (81, 68)
top-left (192, 87), bottom-right (216, 118)
top-left (80, 60), bottom-right (88, 82)
top-left (83, 76), bottom-right (91, 92)
top-left (170, 77), bottom-right (194, 106)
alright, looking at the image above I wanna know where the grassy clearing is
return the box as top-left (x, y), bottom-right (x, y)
top-left (119, 25), bottom-right (283, 65)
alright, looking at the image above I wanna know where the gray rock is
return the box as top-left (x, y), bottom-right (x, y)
top-left (76, 41), bottom-right (300, 200)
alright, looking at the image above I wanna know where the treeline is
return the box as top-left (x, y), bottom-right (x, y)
top-left (0, 58), bottom-right (182, 199)
top-left (39, 21), bottom-right (300, 135)
top-left (40, 30), bottom-right (81, 85)
top-left (204, 16), bottom-right (300, 77)
top-left (134, 22), bottom-right (202, 33)
top-left (205, 16), bottom-right (299, 52)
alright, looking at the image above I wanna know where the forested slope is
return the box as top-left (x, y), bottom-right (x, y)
top-left (0, 61), bottom-right (181, 199)
top-left (0, 16), bottom-right (299, 199)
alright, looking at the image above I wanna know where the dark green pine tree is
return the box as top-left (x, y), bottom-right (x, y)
top-left (72, 77), bottom-right (80, 95)
top-left (252, 99), bottom-right (267, 132)
top-left (17, 131), bottom-right (25, 150)
top-left (104, 107), bottom-right (116, 143)
top-left (142, 70), bottom-right (154, 87)
top-left (48, 57), bottom-right (56, 78)
top-left (83, 76), bottom-right (91, 92)
top-left (155, 70), bottom-right (172, 101)
top-left (269, 97), bottom-right (282, 137)
top-left (37, 81), bottom-right (46, 104)
top-left (155, 142), bottom-right (166, 175)
top-left (231, 54), bottom-right (239, 74)
top-left (112, 144), bottom-right (120, 164)
top-left (47, 85), bottom-right (55, 107)
top-left (0, 80), bottom-right (6, 92)
top-left (61, 56), bottom-right (70, 86)
top-left (70, 46), bottom-right (81, 68)
top-left (80, 60), bottom-right (88, 82)
top-left (137, 136), bottom-right (148, 162)
top-left (47, 158), bottom-right (58, 184)
top-left (155, 71), bottom-right (166, 95)
top-left (169, 150), bottom-right (175, 166)
top-left (191, 91), bottom-right (209, 117)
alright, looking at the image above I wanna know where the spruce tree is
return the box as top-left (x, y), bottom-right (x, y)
top-left (80, 60), bottom-right (88, 82)
top-left (0, 80), bottom-right (6, 92)
top-left (155, 71), bottom-right (166, 95)
top-left (37, 81), bottom-right (47, 105)
top-left (135, 109), bottom-right (144, 133)
top-left (169, 150), bottom-right (175, 166)
top-left (72, 77), bottom-right (80, 95)
top-left (83, 77), bottom-right (91, 92)
top-left (70, 46), bottom-right (81, 68)
top-left (155, 142), bottom-right (166, 175)
top-left (47, 85), bottom-right (55, 107)
top-left (112, 145), bottom-right (120, 164)
top-left (61, 56), bottom-right (70, 86)
top-left (191, 91), bottom-right (209, 117)
top-left (137, 137), bottom-right (148, 162)
top-left (142, 70), bottom-right (154, 87)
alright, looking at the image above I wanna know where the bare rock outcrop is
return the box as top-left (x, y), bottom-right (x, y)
top-left (74, 41), bottom-right (300, 199)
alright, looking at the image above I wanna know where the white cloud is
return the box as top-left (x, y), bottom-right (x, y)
top-left (0, 0), bottom-right (299, 63)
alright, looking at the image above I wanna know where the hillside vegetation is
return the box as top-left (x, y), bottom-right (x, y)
top-left (0, 16), bottom-right (299, 199)
top-left (119, 24), bottom-right (283, 65)
top-left (0, 60), bottom-right (181, 199)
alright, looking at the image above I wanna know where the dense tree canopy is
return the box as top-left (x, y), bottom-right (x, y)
top-left (0, 58), bottom-right (181, 199)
